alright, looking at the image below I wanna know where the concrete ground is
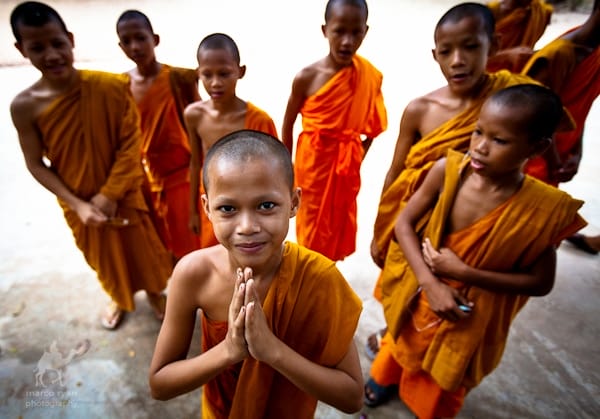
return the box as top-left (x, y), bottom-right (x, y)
top-left (0, 1), bottom-right (598, 418)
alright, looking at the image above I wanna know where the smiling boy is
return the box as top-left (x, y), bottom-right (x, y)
top-left (9, 1), bottom-right (172, 329)
top-left (149, 130), bottom-right (363, 418)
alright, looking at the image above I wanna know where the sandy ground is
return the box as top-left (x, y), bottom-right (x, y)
top-left (0, 1), bottom-right (598, 418)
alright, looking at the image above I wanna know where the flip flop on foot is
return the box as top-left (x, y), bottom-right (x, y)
top-left (364, 377), bottom-right (397, 408)
top-left (147, 292), bottom-right (166, 321)
top-left (101, 302), bottom-right (125, 330)
top-left (365, 327), bottom-right (386, 360)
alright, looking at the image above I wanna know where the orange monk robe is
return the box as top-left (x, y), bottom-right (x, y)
top-left (489, 0), bottom-right (553, 50)
top-left (36, 70), bottom-right (172, 311)
top-left (486, 0), bottom-right (552, 72)
top-left (294, 55), bottom-right (387, 261)
top-left (198, 102), bottom-right (279, 248)
top-left (135, 65), bottom-right (201, 259)
top-left (372, 150), bottom-right (585, 418)
top-left (373, 70), bottom-right (535, 275)
top-left (200, 242), bottom-right (362, 419)
top-left (522, 35), bottom-right (600, 184)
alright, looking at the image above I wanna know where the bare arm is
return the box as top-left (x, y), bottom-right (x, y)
top-left (395, 158), bottom-right (471, 322)
top-left (423, 241), bottom-right (556, 297)
top-left (149, 257), bottom-right (248, 400)
top-left (184, 104), bottom-right (203, 235)
top-left (281, 72), bottom-right (309, 155)
top-left (370, 101), bottom-right (423, 266)
top-left (244, 278), bottom-right (363, 413)
top-left (10, 96), bottom-right (107, 225)
top-left (380, 100), bottom-right (423, 195)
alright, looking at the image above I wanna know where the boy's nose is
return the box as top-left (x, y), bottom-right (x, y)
top-left (450, 49), bottom-right (465, 66)
top-left (237, 212), bottom-right (260, 235)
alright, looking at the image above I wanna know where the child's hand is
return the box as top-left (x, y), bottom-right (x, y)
top-left (225, 269), bottom-right (249, 363)
top-left (244, 277), bottom-right (278, 364)
top-left (422, 238), bottom-right (465, 279)
top-left (422, 280), bottom-right (472, 322)
top-left (74, 200), bottom-right (108, 226)
top-left (90, 193), bottom-right (117, 218)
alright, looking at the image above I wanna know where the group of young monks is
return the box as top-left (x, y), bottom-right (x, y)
top-left (8, 0), bottom-right (599, 417)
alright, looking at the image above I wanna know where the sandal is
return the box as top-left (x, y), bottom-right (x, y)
top-left (364, 377), bottom-right (397, 408)
top-left (365, 327), bottom-right (386, 360)
top-left (147, 292), bottom-right (167, 321)
top-left (101, 302), bottom-right (125, 330)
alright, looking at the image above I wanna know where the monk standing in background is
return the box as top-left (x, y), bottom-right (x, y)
top-left (486, 0), bottom-right (553, 72)
top-left (281, 0), bottom-right (387, 262)
top-left (367, 2), bottom-right (535, 359)
top-left (365, 84), bottom-right (586, 418)
top-left (521, 0), bottom-right (600, 255)
top-left (9, 1), bottom-right (172, 330)
top-left (185, 33), bottom-right (278, 249)
top-left (116, 9), bottom-right (201, 262)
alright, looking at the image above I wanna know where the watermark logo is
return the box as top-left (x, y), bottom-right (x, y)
top-left (25, 339), bottom-right (90, 410)
top-left (34, 339), bottom-right (90, 387)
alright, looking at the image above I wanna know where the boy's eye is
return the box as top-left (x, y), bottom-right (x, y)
top-left (473, 128), bottom-right (482, 136)
top-left (465, 43), bottom-right (479, 50)
top-left (218, 205), bottom-right (235, 213)
top-left (493, 137), bottom-right (508, 145)
top-left (259, 202), bottom-right (276, 211)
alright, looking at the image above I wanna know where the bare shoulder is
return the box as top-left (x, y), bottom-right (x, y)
top-left (292, 58), bottom-right (334, 97)
top-left (169, 246), bottom-right (233, 316)
top-left (10, 83), bottom-right (46, 128)
top-left (183, 99), bottom-right (210, 123)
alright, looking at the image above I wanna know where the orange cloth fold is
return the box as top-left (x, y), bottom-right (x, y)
top-left (489, 0), bottom-right (553, 50)
top-left (373, 70), bottom-right (534, 268)
top-left (294, 55), bottom-right (387, 261)
top-left (201, 242), bottom-right (362, 419)
top-left (135, 64), bottom-right (201, 258)
top-left (522, 35), bottom-right (600, 183)
top-left (198, 102), bottom-right (278, 248)
top-left (378, 150), bottom-right (585, 399)
top-left (37, 70), bottom-right (172, 311)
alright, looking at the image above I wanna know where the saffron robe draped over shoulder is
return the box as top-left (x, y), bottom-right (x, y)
top-left (373, 71), bottom-right (534, 261)
top-left (522, 35), bottom-right (600, 183)
top-left (36, 70), bottom-right (172, 311)
top-left (198, 102), bottom-right (279, 249)
top-left (201, 242), bottom-right (362, 419)
top-left (294, 55), bottom-right (387, 261)
top-left (489, 0), bottom-right (553, 50)
top-left (135, 65), bottom-right (201, 258)
top-left (380, 150), bottom-right (586, 394)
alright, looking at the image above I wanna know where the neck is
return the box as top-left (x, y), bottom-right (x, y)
top-left (136, 60), bottom-right (161, 78)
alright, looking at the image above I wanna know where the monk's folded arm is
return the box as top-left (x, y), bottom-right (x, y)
top-left (267, 339), bottom-right (363, 413)
top-left (453, 245), bottom-right (556, 296)
top-left (99, 93), bottom-right (144, 201)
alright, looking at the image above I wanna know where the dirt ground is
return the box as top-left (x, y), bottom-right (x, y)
top-left (0, 1), bottom-right (598, 418)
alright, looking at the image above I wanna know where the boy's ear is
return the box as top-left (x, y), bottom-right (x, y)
top-left (431, 48), bottom-right (438, 63)
top-left (201, 194), bottom-right (211, 219)
top-left (67, 31), bottom-right (75, 48)
top-left (154, 34), bottom-right (160, 47)
top-left (321, 24), bottom-right (327, 37)
top-left (238, 65), bottom-right (246, 79)
top-left (290, 187), bottom-right (301, 218)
